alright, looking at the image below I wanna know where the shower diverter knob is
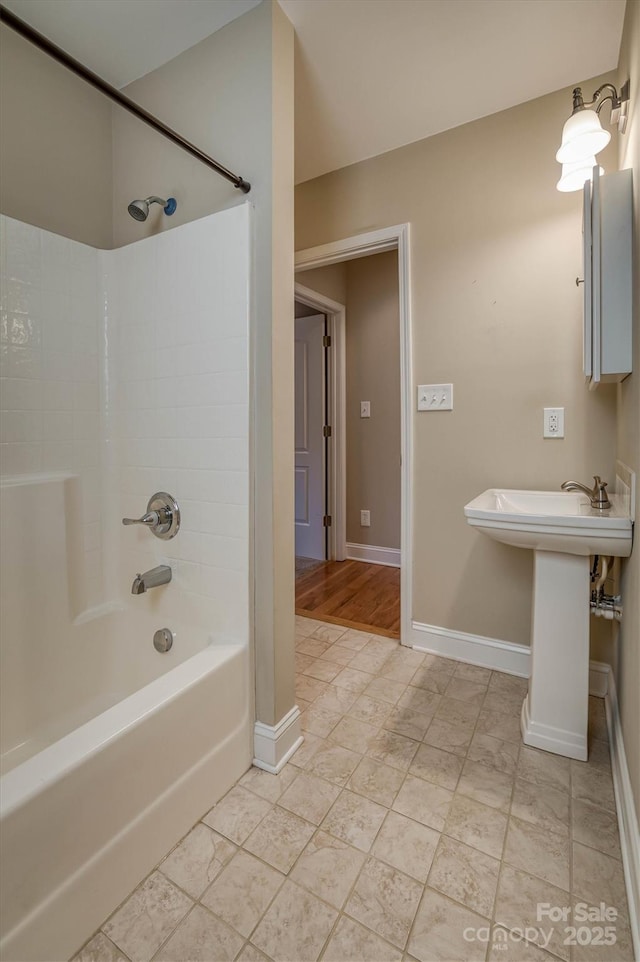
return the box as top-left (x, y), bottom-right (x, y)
top-left (122, 492), bottom-right (180, 540)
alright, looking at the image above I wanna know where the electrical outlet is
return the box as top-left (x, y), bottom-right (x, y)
top-left (418, 384), bottom-right (453, 411)
top-left (360, 509), bottom-right (370, 527)
top-left (544, 407), bottom-right (565, 438)
top-left (360, 401), bottom-right (371, 418)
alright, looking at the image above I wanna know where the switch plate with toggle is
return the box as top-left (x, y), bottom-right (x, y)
top-left (418, 384), bottom-right (453, 411)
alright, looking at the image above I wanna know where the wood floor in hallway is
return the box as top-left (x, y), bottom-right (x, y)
top-left (295, 558), bottom-right (400, 638)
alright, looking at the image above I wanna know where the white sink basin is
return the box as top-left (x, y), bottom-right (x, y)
top-left (464, 488), bottom-right (632, 557)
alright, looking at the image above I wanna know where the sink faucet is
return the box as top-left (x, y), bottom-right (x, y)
top-left (561, 475), bottom-right (611, 510)
top-left (131, 565), bottom-right (172, 594)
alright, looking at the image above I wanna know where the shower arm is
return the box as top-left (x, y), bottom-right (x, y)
top-left (0, 5), bottom-right (251, 194)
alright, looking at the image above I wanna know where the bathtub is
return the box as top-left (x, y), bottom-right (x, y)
top-left (0, 480), bottom-right (252, 961)
top-left (0, 636), bottom-right (251, 962)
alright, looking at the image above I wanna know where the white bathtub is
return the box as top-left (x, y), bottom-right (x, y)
top-left (0, 638), bottom-right (251, 962)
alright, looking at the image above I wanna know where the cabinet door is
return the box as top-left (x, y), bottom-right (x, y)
top-left (590, 166), bottom-right (602, 388)
top-left (582, 178), bottom-right (592, 380)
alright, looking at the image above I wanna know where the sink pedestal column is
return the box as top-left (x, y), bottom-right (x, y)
top-left (521, 550), bottom-right (590, 761)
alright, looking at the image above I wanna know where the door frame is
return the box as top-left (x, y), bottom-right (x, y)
top-left (295, 223), bottom-right (412, 646)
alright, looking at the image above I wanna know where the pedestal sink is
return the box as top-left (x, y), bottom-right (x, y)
top-left (464, 489), bottom-right (633, 760)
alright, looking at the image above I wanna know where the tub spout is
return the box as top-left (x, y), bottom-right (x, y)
top-left (131, 565), bottom-right (172, 594)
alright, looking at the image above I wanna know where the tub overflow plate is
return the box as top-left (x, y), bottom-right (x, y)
top-left (153, 628), bottom-right (174, 653)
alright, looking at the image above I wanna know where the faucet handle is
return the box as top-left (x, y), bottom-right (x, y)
top-left (122, 492), bottom-right (181, 540)
top-left (592, 476), bottom-right (611, 509)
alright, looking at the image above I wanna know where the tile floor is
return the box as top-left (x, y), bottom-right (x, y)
top-left (74, 617), bottom-right (633, 962)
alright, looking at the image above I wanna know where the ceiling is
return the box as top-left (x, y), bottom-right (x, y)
top-left (3, 0), bottom-right (626, 184)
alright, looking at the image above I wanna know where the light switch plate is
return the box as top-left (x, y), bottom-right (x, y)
top-left (418, 384), bottom-right (453, 411)
top-left (360, 401), bottom-right (371, 418)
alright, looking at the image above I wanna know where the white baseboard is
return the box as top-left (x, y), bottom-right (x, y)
top-left (346, 543), bottom-right (401, 567)
top-left (605, 669), bottom-right (640, 958)
top-left (410, 622), bottom-right (612, 697)
top-left (253, 705), bottom-right (303, 774)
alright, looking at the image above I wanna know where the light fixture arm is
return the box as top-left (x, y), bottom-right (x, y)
top-left (571, 81), bottom-right (630, 133)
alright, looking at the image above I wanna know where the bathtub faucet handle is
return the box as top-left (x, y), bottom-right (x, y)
top-left (121, 492), bottom-right (181, 540)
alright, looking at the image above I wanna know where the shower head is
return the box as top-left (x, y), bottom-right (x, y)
top-left (127, 196), bottom-right (177, 222)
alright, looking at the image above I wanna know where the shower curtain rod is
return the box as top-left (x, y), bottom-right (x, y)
top-left (0, 5), bottom-right (251, 194)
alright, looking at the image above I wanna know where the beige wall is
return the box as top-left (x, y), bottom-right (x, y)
top-left (0, 25), bottom-right (113, 248)
top-left (345, 252), bottom-right (400, 549)
top-left (296, 73), bottom-right (619, 649)
top-left (297, 263), bottom-right (347, 304)
top-left (616, 0), bottom-right (640, 823)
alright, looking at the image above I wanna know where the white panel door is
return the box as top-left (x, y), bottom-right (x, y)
top-left (295, 314), bottom-right (325, 560)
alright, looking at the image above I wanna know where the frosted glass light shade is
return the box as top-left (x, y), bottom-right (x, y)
top-left (556, 158), bottom-right (603, 193)
top-left (556, 109), bottom-right (611, 163)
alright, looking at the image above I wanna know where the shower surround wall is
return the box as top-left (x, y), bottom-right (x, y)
top-left (0, 205), bottom-right (252, 960)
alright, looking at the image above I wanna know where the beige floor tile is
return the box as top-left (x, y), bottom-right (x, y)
top-left (296, 673), bottom-right (330, 702)
top-left (444, 794), bottom-right (508, 859)
top-left (251, 880), bottom-right (338, 962)
top-left (588, 695), bottom-right (608, 742)
top-left (487, 927), bottom-right (558, 961)
top-left (367, 729), bottom-right (419, 771)
top-left (409, 743), bottom-right (463, 791)
top-left (298, 637), bottom-right (333, 657)
top-left (289, 731), bottom-right (325, 769)
top-left (159, 823), bottom-right (236, 899)
top-left (333, 666), bottom-right (373, 694)
top-left (572, 842), bottom-right (628, 909)
top-left (482, 689), bottom-right (525, 716)
top-left (422, 717), bottom-right (474, 757)
top-left (428, 835), bottom-right (500, 917)
top-left (503, 816), bottom-right (570, 890)
top-left (410, 666), bottom-right (455, 695)
top-left (319, 645), bottom-right (357, 667)
top-left (244, 807), bottom-right (315, 873)
top-left (347, 693), bottom-right (392, 726)
top-left (587, 736), bottom-right (612, 771)
top-left (72, 933), bottom-right (129, 962)
top-left (393, 774), bottom-right (454, 832)
top-left (467, 733), bottom-right (520, 774)
top-left (237, 944), bottom-right (272, 962)
top-left (103, 872), bottom-right (192, 962)
top-left (475, 708), bottom-right (522, 744)
top-left (571, 761), bottom-right (616, 813)
top-left (239, 764), bottom-right (298, 803)
top-left (571, 798), bottom-right (621, 858)
top-left (296, 616), bottom-right (326, 637)
top-left (309, 623), bottom-right (349, 644)
top-left (290, 829), bottom-right (366, 908)
top-left (570, 898), bottom-right (634, 962)
top-left (494, 864), bottom-right (570, 961)
top-left (398, 686), bottom-right (442, 717)
top-left (278, 771), bottom-right (340, 825)
top-left (372, 810), bottom-right (440, 882)
top-left (454, 663), bottom-right (492, 684)
top-left (345, 856), bottom-right (423, 949)
top-left (303, 659), bottom-right (343, 683)
top-left (457, 759), bottom-right (514, 813)
top-left (329, 715), bottom-right (379, 753)
top-left (517, 745), bottom-right (571, 793)
top-left (336, 628), bottom-right (374, 650)
top-left (365, 676), bottom-right (408, 705)
top-left (203, 786), bottom-right (272, 845)
top-left (365, 636), bottom-right (399, 655)
top-left (381, 649), bottom-right (425, 678)
top-left (313, 684), bottom-right (359, 715)
top-left (444, 677), bottom-right (488, 707)
top-left (322, 916), bottom-right (402, 962)
top-left (201, 850), bottom-right (284, 938)
top-left (322, 788), bottom-right (387, 852)
top-left (155, 905), bottom-right (243, 962)
top-left (383, 706), bottom-right (431, 741)
top-left (488, 673), bottom-right (528, 698)
top-left (348, 756), bottom-right (405, 807)
top-left (349, 650), bottom-right (393, 674)
top-left (511, 778), bottom-right (570, 837)
top-left (408, 888), bottom-right (488, 962)
top-left (434, 695), bottom-right (482, 727)
top-left (296, 652), bottom-right (316, 674)
top-left (306, 743), bottom-right (362, 786)
top-left (301, 704), bottom-right (342, 738)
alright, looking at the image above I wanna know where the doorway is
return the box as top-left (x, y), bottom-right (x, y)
top-left (293, 224), bottom-right (411, 642)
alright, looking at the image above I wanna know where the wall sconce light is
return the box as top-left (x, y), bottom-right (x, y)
top-left (555, 80), bottom-right (630, 192)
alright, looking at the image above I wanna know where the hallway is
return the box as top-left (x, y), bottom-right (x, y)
top-left (295, 559), bottom-right (400, 638)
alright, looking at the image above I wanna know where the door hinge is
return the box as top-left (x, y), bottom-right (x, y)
top-left (323, 515), bottom-right (332, 527)
top-left (323, 424), bottom-right (332, 438)
top-left (323, 335), bottom-right (332, 348)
